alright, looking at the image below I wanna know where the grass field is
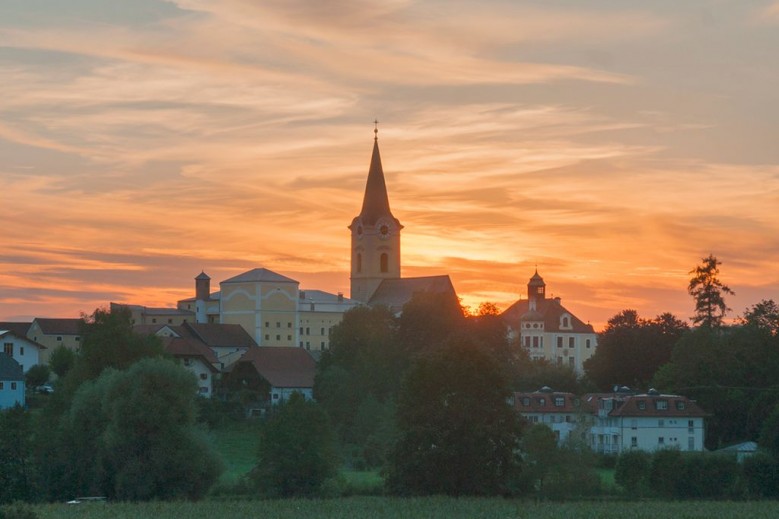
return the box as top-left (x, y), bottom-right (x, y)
top-left (207, 422), bottom-right (259, 483)
top-left (29, 497), bottom-right (779, 519)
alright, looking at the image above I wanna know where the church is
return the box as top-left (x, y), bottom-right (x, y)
top-left (116, 127), bottom-right (458, 352)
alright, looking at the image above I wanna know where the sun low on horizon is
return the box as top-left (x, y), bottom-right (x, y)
top-left (2, 1), bottom-right (778, 331)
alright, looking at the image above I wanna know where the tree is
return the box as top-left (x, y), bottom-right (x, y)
top-left (252, 393), bottom-right (336, 497)
top-left (0, 406), bottom-right (37, 504)
top-left (760, 403), bottom-right (779, 460)
top-left (584, 310), bottom-right (687, 392)
top-left (741, 299), bottom-right (779, 336)
top-left (615, 450), bottom-right (651, 496)
top-left (43, 359), bottom-right (223, 501)
top-left (24, 365), bottom-right (49, 389)
top-left (47, 346), bottom-right (75, 379)
top-left (688, 255), bottom-right (734, 328)
top-left (386, 342), bottom-right (522, 496)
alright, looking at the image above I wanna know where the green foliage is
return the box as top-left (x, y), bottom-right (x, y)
top-left (0, 503), bottom-right (38, 519)
top-left (386, 342), bottom-right (522, 496)
top-left (65, 307), bottom-right (165, 389)
top-left (0, 407), bottom-right (38, 504)
top-left (743, 453), bottom-right (779, 498)
top-left (675, 453), bottom-right (739, 499)
top-left (252, 393), bottom-right (337, 497)
top-left (688, 254), bottom-right (734, 328)
top-left (760, 404), bottom-right (779, 459)
top-left (649, 448), bottom-right (684, 498)
top-left (740, 299), bottom-right (779, 335)
top-left (44, 359), bottom-right (223, 501)
top-left (615, 450), bottom-right (651, 495)
top-left (47, 346), bottom-right (75, 379)
top-left (653, 326), bottom-right (779, 449)
top-left (24, 365), bottom-right (49, 389)
top-left (584, 310), bottom-right (688, 392)
top-left (514, 357), bottom-right (586, 393)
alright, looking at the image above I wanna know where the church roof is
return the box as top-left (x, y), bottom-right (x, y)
top-left (221, 268), bottom-right (298, 285)
top-left (368, 275), bottom-right (457, 312)
top-left (502, 298), bottom-right (594, 333)
top-left (357, 136), bottom-right (400, 227)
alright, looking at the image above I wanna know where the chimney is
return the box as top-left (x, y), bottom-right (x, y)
top-left (337, 292), bottom-right (344, 302)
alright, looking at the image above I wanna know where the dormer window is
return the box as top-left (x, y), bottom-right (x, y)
top-left (655, 399), bottom-right (668, 410)
top-left (675, 400), bottom-right (686, 410)
top-left (561, 315), bottom-right (570, 328)
top-left (554, 397), bottom-right (565, 407)
top-left (637, 400), bottom-right (646, 410)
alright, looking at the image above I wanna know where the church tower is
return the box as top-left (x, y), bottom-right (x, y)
top-left (349, 125), bottom-right (403, 303)
top-left (527, 269), bottom-right (546, 311)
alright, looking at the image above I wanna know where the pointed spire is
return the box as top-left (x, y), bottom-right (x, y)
top-left (359, 124), bottom-right (395, 226)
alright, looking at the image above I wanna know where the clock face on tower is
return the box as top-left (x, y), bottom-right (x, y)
top-left (379, 224), bottom-right (390, 239)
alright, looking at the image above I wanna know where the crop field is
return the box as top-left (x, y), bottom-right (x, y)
top-left (30, 498), bottom-right (779, 519)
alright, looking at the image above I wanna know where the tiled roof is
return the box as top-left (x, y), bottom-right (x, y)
top-left (298, 289), bottom-right (357, 304)
top-left (221, 268), bottom-right (298, 284)
top-left (236, 347), bottom-right (316, 388)
top-left (0, 331), bottom-right (47, 349)
top-left (161, 336), bottom-right (219, 371)
top-left (0, 353), bottom-right (23, 381)
top-left (501, 298), bottom-right (594, 333)
top-left (33, 317), bottom-right (83, 335)
top-left (0, 322), bottom-right (32, 337)
top-left (608, 394), bottom-right (708, 418)
top-left (182, 322), bottom-right (257, 349)
top-left (368, 275), bottom-right (457, 312)
top-left (514, 390), bottom-right (588, 414)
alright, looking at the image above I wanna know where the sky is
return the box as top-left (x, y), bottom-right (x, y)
top-left (1, 0), bottom-right (778, 330)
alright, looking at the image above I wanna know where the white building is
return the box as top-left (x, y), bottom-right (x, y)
top-left (585, 389), bottom-right (707, 454)
top-left (502, 271), bottom-right (597, 373)
top-left (0, 330), bottom-right (44, 374)
top-left (514, 387), bottom-right (591, 444)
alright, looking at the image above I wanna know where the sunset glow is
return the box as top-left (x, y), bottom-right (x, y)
top-left (2, 1), bottom-right (778, 329)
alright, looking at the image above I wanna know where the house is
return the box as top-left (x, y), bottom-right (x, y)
top-left (716, 441), bottom-right (758, 463)
top-left (159, 334), bottom-right (220, 398)
top-left (0, 330), bottom-right (45, 374)
top-left (513, 387), bottom-right (591, 444)
top-left (585, 389), bottom-right (707, 454)
top-left (502, 270), bottom-right (597, 373)
top-left (0, 354), bottom-right (25, 409)
top-left (26, 318), bottom-right (83, 363)
top-left (227, 347), bottom-right (316, 405)
top-left (110, 302), bottom-right (194, 327)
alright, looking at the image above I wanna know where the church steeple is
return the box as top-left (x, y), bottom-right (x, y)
top-left (349, 124), bottom-right (403, 303)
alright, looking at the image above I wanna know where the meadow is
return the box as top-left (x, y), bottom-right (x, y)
top-left (29, 498), bottom-right (779, 519)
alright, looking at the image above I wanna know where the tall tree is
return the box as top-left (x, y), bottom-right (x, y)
top-left (386, 341), bottom-right (522, 496)
top-left (741, 299), bottom-right (779, 336)
top-left (688, 255), bottom-right (734, 328)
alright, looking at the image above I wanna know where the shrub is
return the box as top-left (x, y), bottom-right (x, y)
top-left (743, 453), bottom-right (779, 498)
top-left (615, 450), bottom-right (651, 496)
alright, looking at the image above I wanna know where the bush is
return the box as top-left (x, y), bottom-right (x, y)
top-left (743, 453), bottom-right (779, 498)
top-left (676, 453), bottom-right (739, 499)
top-left (615, 450), bottom-right (651, 496)
top-left (0, 503), bottom-right (39, 519)
top-left (649, 448), bottom-right (684, 498)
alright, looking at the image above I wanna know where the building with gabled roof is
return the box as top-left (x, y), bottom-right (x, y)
top-left (585, 389), bottom-right (707, 454)
top-left (227, 346), bottom-right (316, 405)
top-left (502, 270), bottom-right (597, 373)
top-left (514, 387), bottom-right (592, 444)
top-left (1, 330), bottom-right (45, 375)
top-left (26, 317), bottom-right (84, 363)
top-left (0, 353), bottom-right (25, 409)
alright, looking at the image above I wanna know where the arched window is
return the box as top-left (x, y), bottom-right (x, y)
top-left (380, 253), bottom-right (388, 273)
top-left (356, 253), bottom-right (362, 273)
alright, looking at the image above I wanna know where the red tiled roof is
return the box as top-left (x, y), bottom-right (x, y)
top-left (501, 298), bottom-right (594, 333)
top-left (236, 347), bottom-right (316, 388)
top-left (33, 317), bottom-right (83, 335)
top-left (182, 322), bottom-right (257, 348)
top-left (161, 336), bottom-right (219, 372)
top-left (609, 394), bottom-right (708, 418)
top-left (514, 390), bottom-right (587, 414)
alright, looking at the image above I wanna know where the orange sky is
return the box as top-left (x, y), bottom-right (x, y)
top-left (2, 1), bottom-right (779, 330)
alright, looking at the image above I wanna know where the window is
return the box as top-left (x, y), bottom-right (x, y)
top-left (199, 373), bottom-right (208, 380)
top-left (276, 322), bottom-right (280, 328)
top-left (300, 327), bottom-right (304, 335)
top-left (655, 400), bottom-right (668, 410)
top-left (287, 335), bottom-right (292, 340)
top-left (321, 341), bottom-right (325, 348)
top-left (522, 397), bottom-right (530, 406)
top-left (676, 400), bottom-right (686, 410)
top-left (75, 336), bottom-right (80, 341)
top-left (276, 335), bottom-right (280, 341)
top-left (524, 336), bottom-right (531, 348)
top-left (11, 382), bottom-right (17, 390)
top-left (0, 382), bottom-right (3, 390)
top-left (57, 336), bottom-right (63, 341)
top-left (265, 322), bottom-right (269, 328)
top-left (631, 419), bottom-right (638, 430)
top-left (554, 397), bottom-right (565, 407)
top-left (288, 322), bottom-right (292, 328)
top-left (556, 356), bottom-right (563, 366)
top-left (637, 400), bottom-right (646, 410)
top-left (557, 337), bottom-right (563, 348)
top-left (20, 347), bottom-right (24, 355)
top-left (306, 327), bottom-right (310, 335)
top-left (3, 343), bottom-right (12, 356)
top-left (168, 319), bottom-right (173, 324)
top-left (658, 437), bottom-right (665, 445)
top-left (631, 437), bottom-right (637, 448)
top-left (659, 419), bottom-right (664, 428)
top-left (356, 253), bottom-right (362, 273)
top-left (568, 337), bottom-right (575, 348)
top-left (380, 253), bottom-right (388, 273)
top-left (264, 334), bottom-right (269, 340)
top-left (538, 398), bottom-right (546, 406)
top-left (273, 394), bottom-right (279, 400)
top-left (586, 339), bottom-right (591, 348)
top-left (532, 336), bottom-right (539, 348)
top-left (562, 316), bottom-right (570, 328)
top-left (321, 327), bottom-right (325, 335)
